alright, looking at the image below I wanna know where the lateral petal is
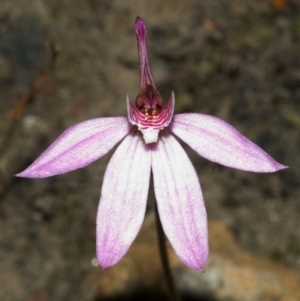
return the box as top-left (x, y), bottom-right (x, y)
top-left (152, 133), bottom-right (208, 271)
top-left (96, 133), bottom-right (151, 269)
top-left (171, 114), bottom-right (286, 172)
top-left (16, 117), bottom-right (132, 178)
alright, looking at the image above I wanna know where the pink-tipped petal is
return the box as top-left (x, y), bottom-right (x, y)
top-left (171, 114), bottom-right (287, 172)
top-left (16, 117), bottom-right (132, 178)
top-left (152, 133), bottom-right (208, 271)
top-left (96, 133), bottom-right (151, 269)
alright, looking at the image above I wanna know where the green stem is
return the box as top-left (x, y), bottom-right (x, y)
top-left (154, 202), bottom-right (181, 301)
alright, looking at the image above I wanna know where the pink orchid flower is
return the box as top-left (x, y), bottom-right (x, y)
top-left (17, 17), bottom-right (286, 271)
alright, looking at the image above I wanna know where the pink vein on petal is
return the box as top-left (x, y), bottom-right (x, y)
top-left (171, 114), bottom-right (287, 172)
top-left (96, 133), bottom-right (152, 269)
top-left (16, 117), bottom-right (132, 178)
top-left (152, 133), bottom-right (208, 271)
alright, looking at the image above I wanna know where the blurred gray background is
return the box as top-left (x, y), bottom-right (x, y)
top-left (0, 1), bottom-right (299, 300)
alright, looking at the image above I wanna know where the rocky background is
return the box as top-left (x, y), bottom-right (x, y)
top-left (0, 0), bottom-right (300, 300)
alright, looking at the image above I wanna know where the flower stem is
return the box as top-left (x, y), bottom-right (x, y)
top-left (154, 202), bottom-right (181, 301)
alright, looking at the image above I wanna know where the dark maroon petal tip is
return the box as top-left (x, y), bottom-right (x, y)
top-left (135, 17), bottom-right (146, 40)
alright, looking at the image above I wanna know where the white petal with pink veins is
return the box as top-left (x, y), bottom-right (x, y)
top-left (152, 133), bottom-right (208, 271)
top-left (16, 117), bottom-right (131, 178)
top-left (96, 133), bottom-right (152, 269)
top-left (171, 113), bottom-right (286, 172)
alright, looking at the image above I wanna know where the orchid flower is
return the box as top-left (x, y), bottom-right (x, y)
top-left (17, 17), bottom-right (286, 271)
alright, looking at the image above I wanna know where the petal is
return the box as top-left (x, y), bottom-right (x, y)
top-left (152, 133), bottom-right (208, 271)
top-left (16, 117), bottom-right (132, 178)
top-left (135, 17), bottom-right (155, 88)
top-left (96, 133), bottom-right (151, 269)
top-left (171, 114), bottom-right (287, 172)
